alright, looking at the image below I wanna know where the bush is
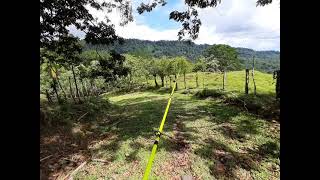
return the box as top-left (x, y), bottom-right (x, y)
top-left (194, 88), bottom-right (226, 99)
top-left (193, 89), bottom-right (279, 121)
top-left (225, 94), bottom-right (279, 121)
top-left (40, 96), bottom-right (111, 130)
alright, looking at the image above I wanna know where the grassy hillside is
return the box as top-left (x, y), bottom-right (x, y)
top-left (149, 71), bottom-right (275, 95)
top-left (40, 71), bottom-right (279, 179)
top-left (72, 91), bottom-right (279, 179)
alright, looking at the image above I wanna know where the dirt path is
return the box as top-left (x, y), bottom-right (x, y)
top-left (158, 117), bottom-right (201, 180)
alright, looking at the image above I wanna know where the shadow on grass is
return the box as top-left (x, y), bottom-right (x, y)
top-left (40, 90), bottom-right (276, 179)
top-left (192, 88), bottom-right (280, 121)
top-left (247, 141), bottom-right (280, 160)
top-left (194, 138), bottom-right (260, 179)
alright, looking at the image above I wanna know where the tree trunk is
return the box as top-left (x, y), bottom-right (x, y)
top-left (251, 56), bottom-right (257, 95)
top-left (223, 71), bottom-right (227, 90)
top-left (80, 78), bottom-right (87, 99)
top-left (274, 70), bottom-right (280, 99)
top-left (245, 69), bottom-right (249, 94)
top-left (49, 64), bottom-right (65, 100)
top-left (56, 78), bottom-right (67, 99)
top-left (71, 65), bottom-right (81, 103)
top-left (169, 76), bottom-right (172, 88)
top-left (175, 74), bottom-right (178, 90)
top-left (196, 72), bottom-right (199, 88)
top-left (52, 80), bottom-right (61, 104)
top-left (45, 89), bottom-right (53, 103)
top-left (154, 75), bottom-right (158, 87)
top-left (184, 73), bottom-right (186, 89)
top-left (68, 77), bottom-right (76, 103)
top-left (161, 76), bottom-right (164, 87)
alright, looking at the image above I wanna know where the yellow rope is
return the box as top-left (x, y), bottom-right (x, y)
top-left (142, 78), bottom-right (178, 180)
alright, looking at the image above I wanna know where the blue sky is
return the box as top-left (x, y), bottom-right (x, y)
top-left (134, 0), bottom-right (182, 30)
top-left (71, 0), bottom-right (280, 51)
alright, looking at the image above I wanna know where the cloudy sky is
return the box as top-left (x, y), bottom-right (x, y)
top-left (70, 0), bottom-right (280, 51)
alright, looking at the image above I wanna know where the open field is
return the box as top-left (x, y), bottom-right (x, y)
top-left (40, 71), bottom-right (279, 180)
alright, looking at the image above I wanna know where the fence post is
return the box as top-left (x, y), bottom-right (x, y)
top-left (245, 69), bottom-right (249, 94)
top-left (252, 56), bottom-right (257, 95)
top-left (274, 70), bottom-right (280, 99)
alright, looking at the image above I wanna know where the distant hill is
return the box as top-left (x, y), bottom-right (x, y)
top-left (83, 39), bottom-right (280, 73)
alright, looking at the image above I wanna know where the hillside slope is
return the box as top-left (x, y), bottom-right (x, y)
top-left (83, 39), bottom-right (280, 73)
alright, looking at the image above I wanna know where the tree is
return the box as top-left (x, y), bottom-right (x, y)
top-left (156, 57), bottom-right (170, 87)
top-left (165, 58), bottom-right (175, 88)
top-left (166, 58), bottom-right (180, 90)
top-left (91, 50), bottom-right (130, 83)
top-left (142, 58), bottom-right (152, 85)
top-left (53, 36), bottom-right (84, 102)
top-left (41, 48), bottom-right (68, 103)
top-left (176, 57), bottom-right (192, 89)
top-left (204, 44), bottom-right (240, 90)
top-left (40, 0), bottom-right (129, 50)
top-left (124, 54), bottom-right (150, 88)
top-left (147, 58), bottom-right (159, 87)
top-left (41, 0), bottom-right (275, 52)
top-left (193, 57), bottom-right (207, 88)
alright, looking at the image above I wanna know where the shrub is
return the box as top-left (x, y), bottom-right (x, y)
top-left (195, 88), bottom-right (226, 99)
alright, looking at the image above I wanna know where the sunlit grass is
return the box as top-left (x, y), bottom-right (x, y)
top-left (73, 85), bottom-right (279, 179)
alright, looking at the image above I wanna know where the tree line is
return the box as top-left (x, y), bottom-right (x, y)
top-left (41, 42), bottom-right (249, 104)
top-left (84, 39), bottom-right (280, 73)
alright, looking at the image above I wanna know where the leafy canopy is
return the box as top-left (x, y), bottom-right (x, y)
top-left (204, 44), bottom-right (240, 72)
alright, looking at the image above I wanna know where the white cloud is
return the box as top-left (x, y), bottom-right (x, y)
top-left (69, 0), bottom-right (280, 51)
top-left (194, 0), bottom-right (280, 50)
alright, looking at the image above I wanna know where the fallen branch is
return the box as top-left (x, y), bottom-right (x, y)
top-left (76, 112), bottom-right (88, 122)
top-left (63, 161), bottom-right (87, 180)
top-left (40, 155), bottom-right (53, 162)
top-left (91, 159), bottom-right (109, 163)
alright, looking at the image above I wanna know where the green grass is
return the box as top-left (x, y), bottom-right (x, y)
top-left (72, 84), bottom-right (279, 179)
top-left (148, 70), bottom-right (275, 95)
top-left (42, 71), bottom-right (279, 179)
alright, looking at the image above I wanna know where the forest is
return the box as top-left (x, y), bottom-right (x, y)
top-left (84, 39), bottom-right (280, 73)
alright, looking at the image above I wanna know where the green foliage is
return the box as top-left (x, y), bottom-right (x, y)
top-left (156, 57), bottom-right (170, 78)
top-left (40, 96), bottom-right (111, 129)
top-left (124, 54), bottom-right (150, 85)
top-left (40, 0), bottom-right (127, 49)
top-left (91, 51), bottom-right (129, 82)
top-left (176, 56), bottom-right (193, 75)
top-left (166, 57), bottom-right (179, 76)
top-left (84, 39), bottom-right (280, 73)
top-left (204, 44), bottom-right (241, 72)
top-left (193, 57), bottom-right (207, 72)
top-left (130, 47), bottom-right (153, 59)
top-left (195, 88), bottom-right (226, 98)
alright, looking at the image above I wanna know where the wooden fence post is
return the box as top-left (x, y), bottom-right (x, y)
top-left (252, 56), bottom-right (257, 95)
top-left (274, 70), bottom-right (280, 99)
top-left (245, 69), bottom-right (249, 94)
